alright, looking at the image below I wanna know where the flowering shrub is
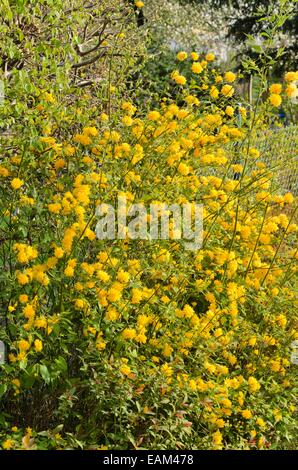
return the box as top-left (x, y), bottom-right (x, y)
top-left (0, 7), bottom-right (298, 450)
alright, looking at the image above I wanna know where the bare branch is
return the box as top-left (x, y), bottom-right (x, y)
top-left (71, 48), bottom-right (108, 68)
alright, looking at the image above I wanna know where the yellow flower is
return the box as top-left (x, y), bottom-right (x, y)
top-left (221, 84), bottom-right (234, 97)
top-left (11, 178), bottom-right (24, 190)
top-left (35, 317), bottom-right (47, 329)
top-left (147, 111), bottom-right (161, 121)
top-left (122, 328), bottom-right (136, 340)
top-left (270, 359), bottom-right (280, 372)
top-left (18, 339), bottom-right (30, 351)
top-left (12, 378), bottom-right (21, 388)
top-left (75, 298), bottom-right (87, 310)
top-left (175, 75), bottom-right (186, 85)
top-left (273, 409), bottom-right (282, 422)
top-left (122, 115), bottom-right (133, 126)
top-left (161, 363), bottom-right (173, 376)
top-left (135, 1), bottom-right (144, 8)
top-left (107, 287), bottom-right (122, 303)
top-left (285, 83), bottom-right (298, 97)
top-left (248, 376), bottom-right (261, 393)
top-left (216, 418), bottom-right (225, 428)
top-left (176, 51), bottom-right (188, 61)
top-left (220, 397), bottom-right (232, 408)
top-left (162, 343), bottom-right (173, 357)
top-left (97, 270), bottom-right (110, 283)
top-left (256, 417), bottom-right (266, 428)
top-left (74, 134), bottom-right (91, 145)
top-left (210, 86), bottom-right (219, 99)
top-left (44, 92), bottom-right (55, 103)
top-left (191, 52), bottom-right (199, 61)
top-left (96, 339), bottom-right (106, 350)
top-left (269, 94), bottom-right (282, 107)
top-left (64, 144), bottom-right (75, 156)
top-left (185, 95), bottom-right (200, 106)
top-left (284, 71), bottom-right (298, 82)
top-left (100, 112), bottom-right (109, 122)
top-left (212, 430), bottom-right (222, 447)
top-left (248, 336), bottom-right (257, 347)
top-left (131, 288), bottom-right (143, 304)
top-left (0, 166), bottom-right (9, 177)
top-left (17, 272), bottom-right (30, 285)
top-left (116, 269), bottom-right (130, 283)
top-left (64, 265), bottom-right (75, 277)
top-left (23, 304), bottom-right (35, 320)
top-left (275, 314), bottom-right (287, 327)
top-left (54, 246), bottom-right (64, 259)
top-left (62, 228), bottom-right (76, 253)
top-left (224, 71), bottom-right (236, 82)
top-left (205, 53), bottom-right (215, 61)
top-left (9, 353), bottom-right (17, 363)
top-left (171, 71), bottom-right (186, 86)
top-left (242, 409), bottom-right (252, 419)
top-left (83, 126), bottom-right (98, 137)
top-left (120, 364), bottom-right (131, 376)
top-left (2, 439), bottom-right (14, 450)
top-left (239, 106), bottom-right (247, 118)
top-left (177, 162), bottom-right (190, 175)
top-left (34, 339), bottom-right (43, 352)
top-left (225, 106), bottom-right (234, 117)
top-left (269, 83), bottom-right (282, 94)
top-left (191, 62), bottom-right (203, 74)
top-left (40, 136), bottom-right (55, 145)
top-left (122, 101), bottom-right (136, 115)
top-left (48, 203), bottom-right (61, 214)
top-left (214, 328), bottom-right (223, 338)
top-left (14, 243), bottom-right (38, 263)
top-left (258, 436), bottom-right (265, 448)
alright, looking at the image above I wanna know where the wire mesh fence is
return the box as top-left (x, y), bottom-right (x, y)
top-left (199, 124), bottom-right (298, 195)
top-left (255, 124), bottom-right (298, 195)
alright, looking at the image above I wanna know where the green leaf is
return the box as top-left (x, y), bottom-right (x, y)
top-left (40, 365), bottom-right (51, 384)
top-left (0, 384), bottom-right (7, 397)
top-left (22, 366), bottom-right (37, 388)
top-left (54, 356), bottom-right (68, 372)
top-left (251, 45), bottom-right (262, 53)
top-left (19, 359), bottom-right (28, 370)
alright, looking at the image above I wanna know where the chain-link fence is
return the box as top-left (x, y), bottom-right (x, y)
top-left (199, 124), bottom-right (298, 195)
top-left (255, 124), bottom-right (298, 195)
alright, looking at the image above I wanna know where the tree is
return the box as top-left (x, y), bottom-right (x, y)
top-left (181, 0), bottom-right (298, 73)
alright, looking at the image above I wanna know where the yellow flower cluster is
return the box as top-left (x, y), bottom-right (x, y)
top-left (1, 51), bottom-right (297, 451)
top-left (268, 71), bottom-right (298, 106)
